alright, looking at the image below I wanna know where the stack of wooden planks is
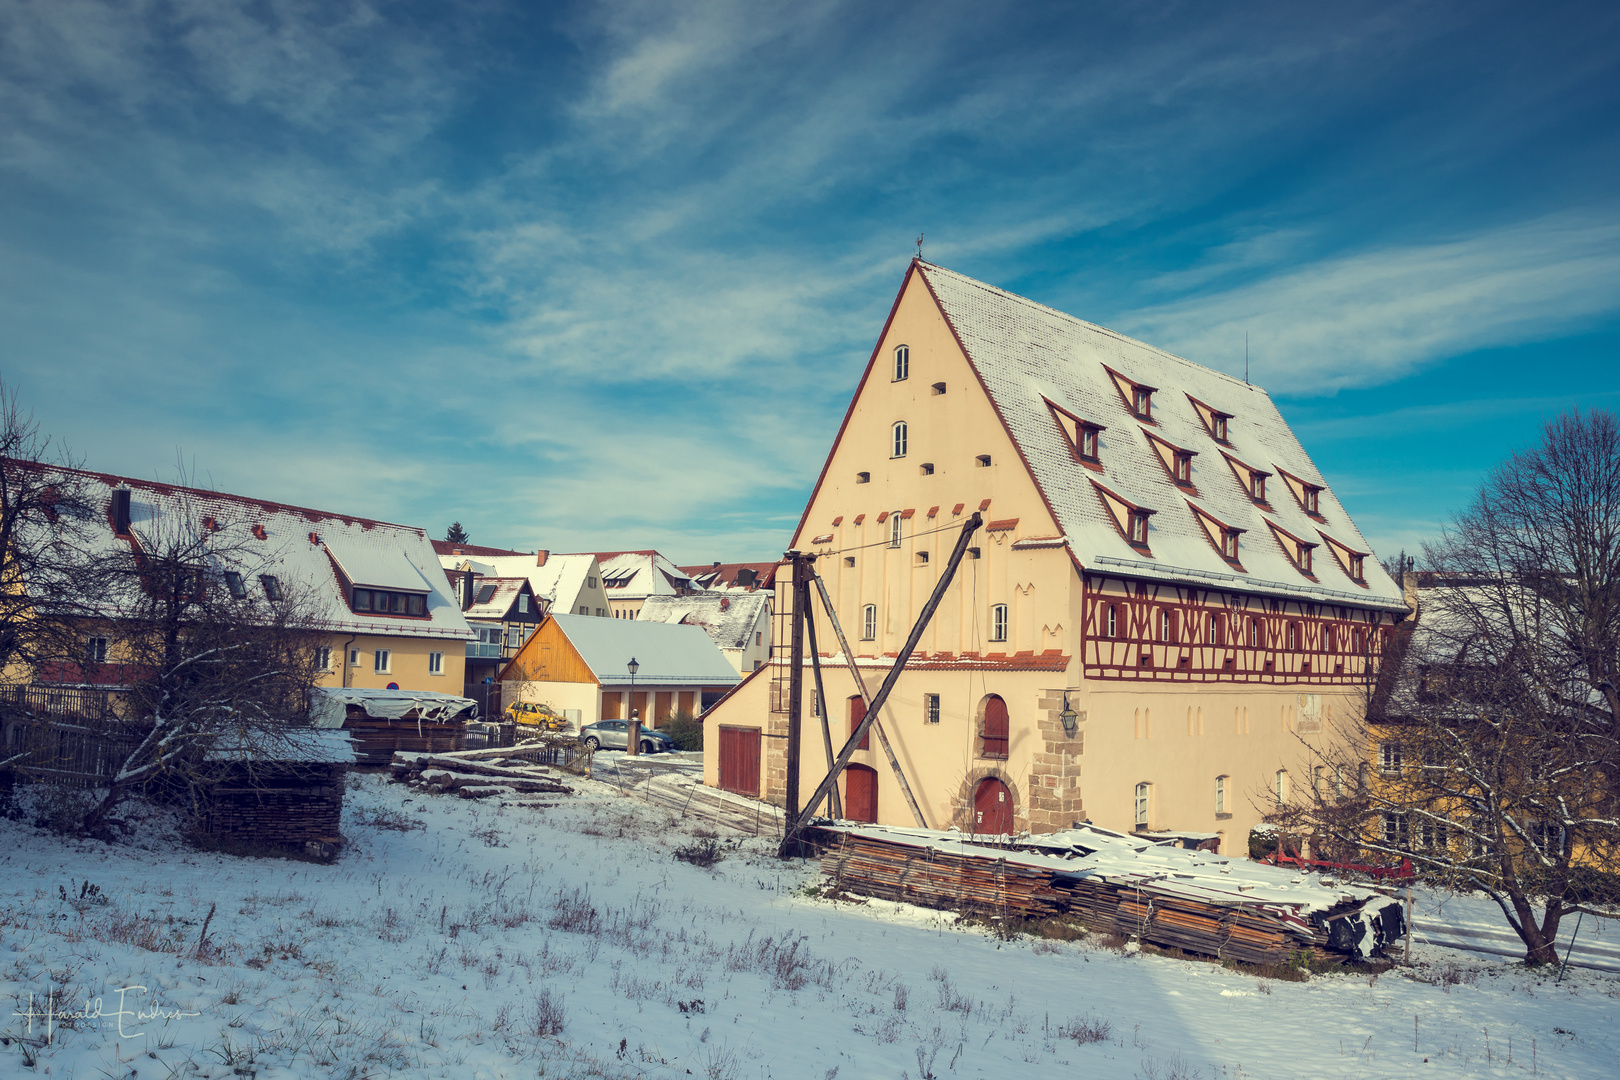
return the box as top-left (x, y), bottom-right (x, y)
top-left (390, 745), bottom-right (574, 801)
top-left (817, 829), bottom-right (1069, 917)
top-left (345, 716), bottom-right (469, 766)
top-left (199, 761), bottom-right (347, 861)
top-left (809, 823), bottom-right (1401, 965)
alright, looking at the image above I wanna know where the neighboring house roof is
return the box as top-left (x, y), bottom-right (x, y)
top-left (28, 464), bottom-right (473, 640)
top-left (531, 613), bottom-right (740, 687)
top-left (439, 552), bottom-right (599, 611)
top-left (799, 261), bottom-right (1407, 611)
top-left (679, 561), bottom-right (780, 591)
top-left (640, 592), bottom-right (771, 652)
top-left (577, 551), bottom-right (696, 599)
top-left (461, 577), bottom-right (533, 621)
top-left (432, 540), bottom-right (529, 558)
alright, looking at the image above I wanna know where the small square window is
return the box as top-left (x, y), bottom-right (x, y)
top-left (843, 556), bottom-right (855, 568)
top-left (967, 547), bottom-right (981, 560)
top-left (428, 651), bottom-right (444, 675)
top-left (975, 454), bottom-right (991, 467)
top-left (856, 471), bottom-right (871, 484)
top-left (915, 551), bottom-right (929, 565)
top-left (931, 382), bottom-right (946, 395)
top-left (349, 648), bottom-right (362, 667)
top-left (920, 463), bottom-right (934, 475)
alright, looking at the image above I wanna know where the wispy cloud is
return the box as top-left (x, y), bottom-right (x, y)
top-left (1122, 210), bottom-right (1620, 394)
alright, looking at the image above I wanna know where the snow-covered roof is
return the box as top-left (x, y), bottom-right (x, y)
top-left (912, 262), bottom-right (1407, 611)
top-left (578, 551), bottom-right (696, 599)
top-left (639, 591), bottom-right (770, 652)
top-left (440, 552), bottom-right (598, 610)
top-left (544, 613), bottom-right (740, 687)
top-left (29, 464), bottom-right (473, 640)
top-left (678, 562), bottom-right (780, 591)
top-left (460, 577), bottom-right (532, 620)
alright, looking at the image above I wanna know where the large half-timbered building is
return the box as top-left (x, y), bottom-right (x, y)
top-left (701, 260), bottom-right (1409, 850)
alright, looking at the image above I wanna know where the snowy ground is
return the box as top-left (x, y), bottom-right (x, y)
top-left (3, 770), bottom-right (1618, 1080)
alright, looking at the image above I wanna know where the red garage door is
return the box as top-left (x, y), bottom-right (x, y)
top-left (973, 777), bottom-right (1014, 835)
top-left (845, 764), bottom-right (879, 823)
top-left (718, 726), bottom-right (761, 796)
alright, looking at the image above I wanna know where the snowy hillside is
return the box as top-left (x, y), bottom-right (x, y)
top-left (2, 770), bottom-right (1616, 1079)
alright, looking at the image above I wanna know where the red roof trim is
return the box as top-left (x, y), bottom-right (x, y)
top-left (832, 516), bottom-right (844, 526)
top-left (986, 517), bottom-right (1020, 533)
top-left (876, 510), bottom-right (890, 523)
top-left (854, 514), bottom-right (866, 525)
top-left (927, 506), bottom-right (939, 518)
top-left (951, 503), bottom-right (965, 515)
top-left (900, 508), bottom-right (915, 519)
top-left (979, 498), bottom-right (992, 511)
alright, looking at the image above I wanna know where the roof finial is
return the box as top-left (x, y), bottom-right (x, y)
top-left (915, 232), bottom-right (924, 262)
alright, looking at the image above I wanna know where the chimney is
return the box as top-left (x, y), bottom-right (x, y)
top-left (712, 561), bottom-right (720, 568)
top-left (309, 531), bottom-right (321, 546)
top-left (720, 597), bottom-right (730, 611)
top-left (536, 549), bottom-right (549, 567)
top-left (252, 523), bottom-right (267, 541)
top-left (111, 488), bottom-right (132, 535)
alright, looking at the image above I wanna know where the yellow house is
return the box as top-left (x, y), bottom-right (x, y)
top-left (31, 466), bottom-right (472, 698)
top-left (701, 260), bottom-right (1410, 853)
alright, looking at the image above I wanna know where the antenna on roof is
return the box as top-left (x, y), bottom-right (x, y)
top-left (915, 232), bottom-right (924, 262)
top-left (1244, 332), bottom-right (1249, 386)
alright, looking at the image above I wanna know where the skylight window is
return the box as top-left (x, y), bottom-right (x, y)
top-left (260, 575), bottom-right (282, 601)
top-left (224, 571), bottom-right (247, 599)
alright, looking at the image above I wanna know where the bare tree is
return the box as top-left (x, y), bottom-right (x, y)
top-left (1278, 409), bottom-right (1620, 965)
top-left (0, 386), bottom-right (107, 683)
top-left (76, 489), bottom-right (329, 837)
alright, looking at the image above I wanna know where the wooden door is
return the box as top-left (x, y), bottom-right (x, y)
top-left (655, 691), bottom-right (673, 724)
top-left (844, 764), bottom-right (878, 823)
top-left (981, 696), bottom-right (1009, 757)
top-left (718, 726), bottom-right (761, 796)
top-left (848, 695), bottom-right (870, 750)
top-left (973, 777), bottom-right (1014, 835)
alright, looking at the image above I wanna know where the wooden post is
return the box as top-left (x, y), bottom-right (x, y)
top-left (1404, 885), bottom-right (1413, 965)
top-left (803, 587), bottom-right (843, 820)
top-left (809, 568), bottom-right (928, 829)
top-left (781, 513), bottom-right (982, 854)
top-left (783, 551), bottom-right (806, 839)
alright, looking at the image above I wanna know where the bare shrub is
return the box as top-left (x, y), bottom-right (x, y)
top-left (549, 887), bottom-right (603, 935)
top-left (1058, 1014), bottom-right (1114, 1044)
top-left (673, 838), bottom-right (725, 868)
top-left (1137, 1051), bottom-right (1202, 1080)
top-left (349, 806), bottom-right (423, 832)
top-left (531, 987), bottom-right (566, 1037)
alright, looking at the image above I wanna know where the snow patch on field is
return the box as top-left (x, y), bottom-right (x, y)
top-left (1, 774), bottom-right (1616, 1079)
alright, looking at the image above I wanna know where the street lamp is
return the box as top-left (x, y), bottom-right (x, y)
top-left (627, 657), bottom-right (641, 756)
top-left (1059, 689), bottom-right (1080, 739)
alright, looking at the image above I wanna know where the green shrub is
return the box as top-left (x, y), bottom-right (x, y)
top-left (664, 710), bottom-right (703, 751)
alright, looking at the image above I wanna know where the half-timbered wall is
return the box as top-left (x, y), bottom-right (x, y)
top-left (1080, 574), bottom-right (1397, 685)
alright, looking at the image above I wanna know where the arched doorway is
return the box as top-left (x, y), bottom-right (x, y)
top-left (972, 777), bottom-right (1013, 835)
top-left (845, 764), bottom-right (879, 823)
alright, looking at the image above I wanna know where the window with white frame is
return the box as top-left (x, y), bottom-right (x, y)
top-left (861, 604), bottom-right (877, 640)
top-left (86, 635), bottom-right (109, 665)
top-left (1417, 819), bottom-right (1448, 851)
top-left (314, 646), bottom-right (332, 671)
top-left (373, 649), bottom-right (391, 674)
top-left (1106, 604), bottom-right (1118, 638)
top-left (889, 513), bottom-right (902, 548)
top-left (893, 344), bottom-right (910, 381)
top-left (925, 693), bottom-right (941, 724)
top-left (1214, 775), bottom-right (1227, 815)
top-left (1381, 811), bottom-right (1409, 847)
top-left (990, 603), bottom-right (1008, 642)
top-left (1273, 769), bottom-right (1288, 804)
top-left (349, 648), bottom-right (362, 667)
top-left (1158, 609), bottom-right (1171, 641)
top-left (1134, 782), bottom-right (1150, 828)
top-left (518, 594), bottom-right (530, 613)
top-left (892, 421), bottom-right (908, 458)
top-left (1379, 741), bottom-right (1403, 775)
top-left (428, 651), bottom-right (444, 675)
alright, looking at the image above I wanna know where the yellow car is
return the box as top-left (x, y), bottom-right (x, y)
top-left (503, 701), bottom-right (569, 730)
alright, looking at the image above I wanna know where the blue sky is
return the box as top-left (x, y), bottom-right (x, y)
top-left (3, 1), bottom-right (1617, 565)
